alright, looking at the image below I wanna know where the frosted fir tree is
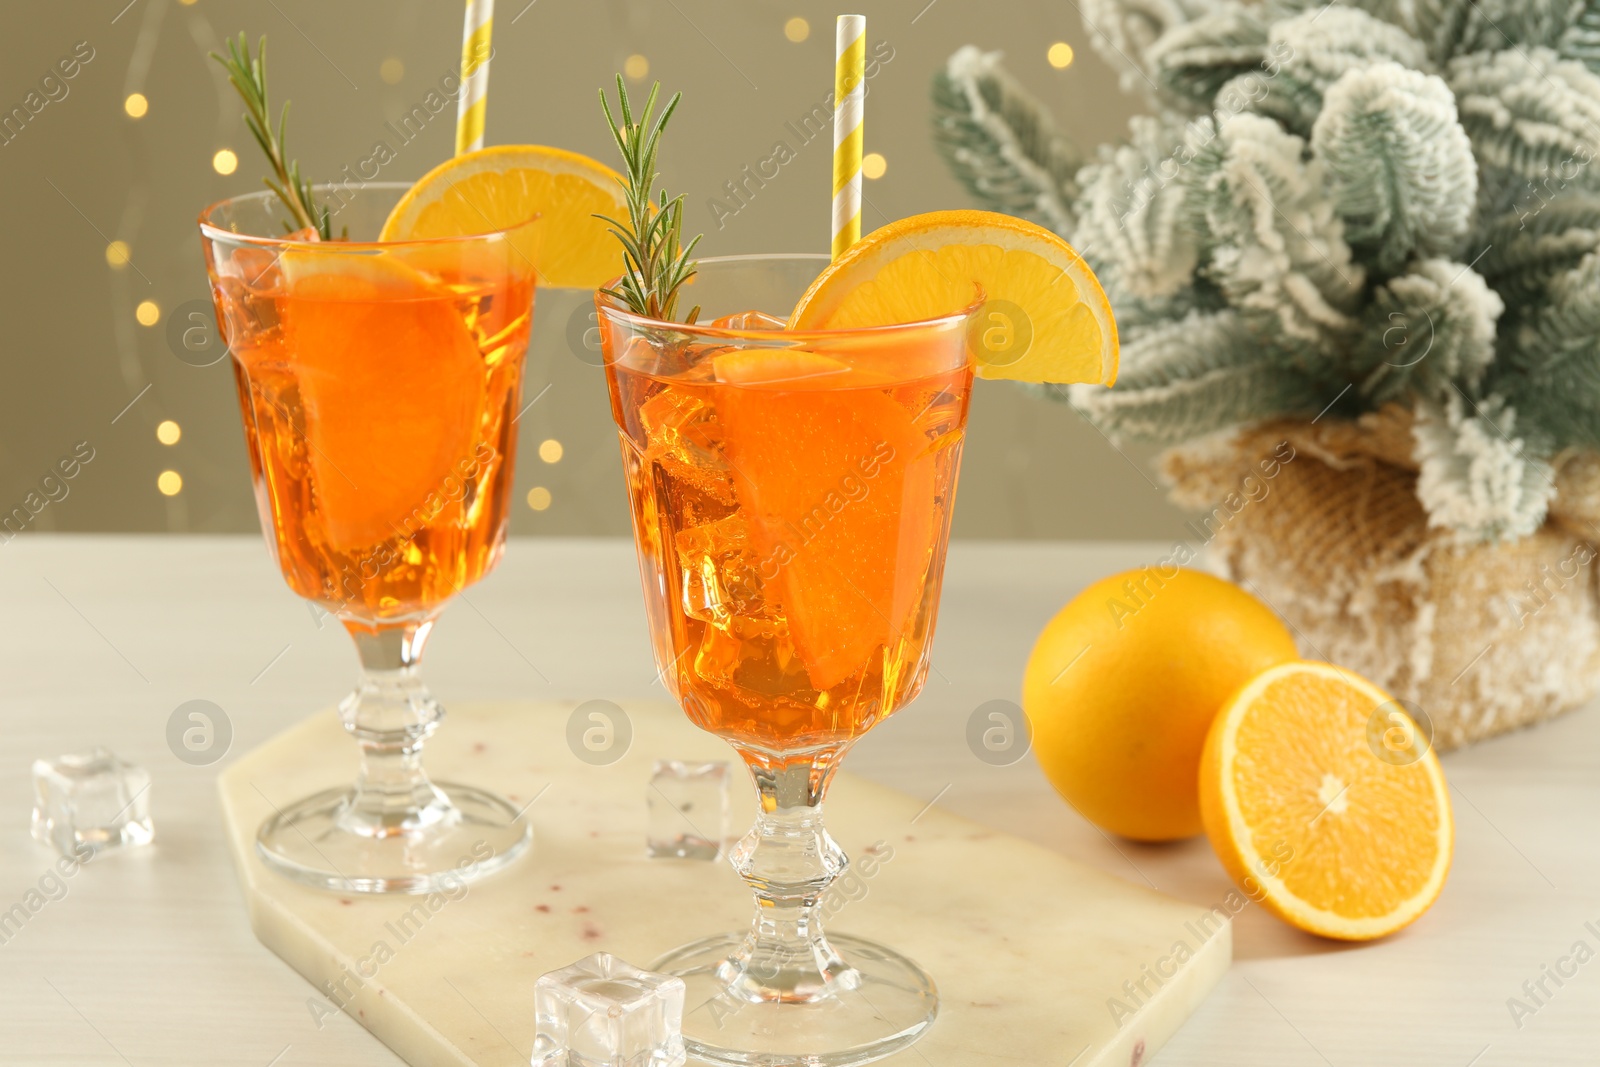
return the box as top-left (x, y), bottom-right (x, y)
top-left (933, 0), bottom-right (1600, 541)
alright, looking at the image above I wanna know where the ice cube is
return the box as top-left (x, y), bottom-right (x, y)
top-left (674, 515), bottom-right (768, 625)
top-left (31, 749), bottom-right (153, 857)
top-left (222, 243), bottom-right (287, 292)
top-left (215, 255), bottom-right (284, 342)
top-left (695, 616), bottom-right (809, 690)
top-left (635, 383), bottom-right (741, 516)
top-left (530, 952), bottom-right (687, 1067)
top-left (639, 391), bottom-right (725, 470)
top-left (647, 760), bottom-right (730, 860)
top-left (710, 309), bottom-right (788, 331)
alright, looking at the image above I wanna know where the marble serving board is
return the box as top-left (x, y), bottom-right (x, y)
top-left (218, 701), bottom-right (1229, 1067)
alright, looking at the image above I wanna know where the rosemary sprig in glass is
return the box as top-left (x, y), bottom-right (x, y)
top-left (597, 76), bottom-right (702, 324)
top-left (211, 33), bottom-right (332, 240)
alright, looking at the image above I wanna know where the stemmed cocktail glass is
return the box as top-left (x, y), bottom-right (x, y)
top-left (600, 254), bottom-right (973, 1065)
top-left (199, 183), bottom-right (538, 893)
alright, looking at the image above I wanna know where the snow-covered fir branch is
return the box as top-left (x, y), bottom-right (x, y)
top-left (932, 0), bottom-right (1600, 540)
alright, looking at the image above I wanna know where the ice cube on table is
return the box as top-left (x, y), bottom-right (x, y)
top-left (31, 748), bottom-right (153, 857)
top-left (709, 309), bottom-right (787, 331)
top-left (530, 952), bottom-right (687, 1067)
top-left (647, 760), bottom-right (730, 861)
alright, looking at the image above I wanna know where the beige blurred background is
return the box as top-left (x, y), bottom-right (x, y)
top-left (0, 0), bottom-right (1187, 540)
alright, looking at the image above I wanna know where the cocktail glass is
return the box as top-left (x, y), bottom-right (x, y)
top-left (199, 183), bottom-right (538, 893)
top-left (599, 254), bottom-right (974, 1066)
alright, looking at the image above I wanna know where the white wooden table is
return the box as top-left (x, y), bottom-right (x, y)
top-left (0, 536), bottom-right (1594, 1066)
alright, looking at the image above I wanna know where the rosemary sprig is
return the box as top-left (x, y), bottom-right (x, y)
top-left (596, 76), bottom-right (702, 323)
top-left (211, 33), bottom-right (331, 240)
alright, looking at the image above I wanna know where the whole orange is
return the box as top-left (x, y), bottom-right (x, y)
top-left (1022, 567), bottom-right (1298, 841)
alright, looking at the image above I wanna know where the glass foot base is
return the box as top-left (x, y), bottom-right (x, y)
top-left (653, 932), bottom-right (938, 1067)
top-left (256, 781), bottom-right (531, 894)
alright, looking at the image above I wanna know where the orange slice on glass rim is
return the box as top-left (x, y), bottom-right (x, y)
top-left (1200, 661), bottom-right (1454, 941)
top-left (788, 209), bottom-right (1118, 384)
top-left (379, 144), bottom-right (625, 287)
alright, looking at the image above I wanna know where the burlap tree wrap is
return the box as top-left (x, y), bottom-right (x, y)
top-left (1161, 407), bottom-right (1600, 750)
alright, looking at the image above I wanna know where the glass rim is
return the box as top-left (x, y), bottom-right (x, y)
top-left (197, 182), bottom-right (540, 251)
top-left (595, 253), bottom-right (981, 342)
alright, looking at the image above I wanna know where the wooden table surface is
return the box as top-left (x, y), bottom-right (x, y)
top-left (0, 535), bottom-right (1595, 1066)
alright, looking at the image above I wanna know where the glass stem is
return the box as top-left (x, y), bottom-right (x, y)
top-left (720, 756), bottom-right (857, 1004)
top-left (336, 617), bottom-right (455, 838)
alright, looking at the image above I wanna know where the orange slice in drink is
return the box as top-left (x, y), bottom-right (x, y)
top-left (711, 350), bottom-right (854, 387)
top-left (788, 209), bottom-right (1118, 385)
top-left (379, 145), bottom-right (625, 287)
top-left (1200, 661), bottom-right (1454, 940)
top-left (279, 261), bottom-right (486, 553)
top-left (712, 350), bottom-right (939, 692)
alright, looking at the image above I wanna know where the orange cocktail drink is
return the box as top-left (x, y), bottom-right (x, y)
top-left (605, 259), bottom-right (971, 762)
top-left (600, 254), bottom-right (973, 1064)
top-left (199, 183), bottom-right (538, 894)
top-left (208, 202), bottom-right (531, 617)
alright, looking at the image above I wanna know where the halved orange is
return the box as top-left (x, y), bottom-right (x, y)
top-left (788, 209), bottom-right (1118, 385)
top-left (379, 145), bottom-right (625, 287)
top-left (1200, 661), bottom-right (1453, 941)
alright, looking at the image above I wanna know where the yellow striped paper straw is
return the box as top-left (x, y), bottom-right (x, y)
top-left (455, 0), bottom-right (494, 156)
top-left (832, 14), bottom-right (866, 260)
